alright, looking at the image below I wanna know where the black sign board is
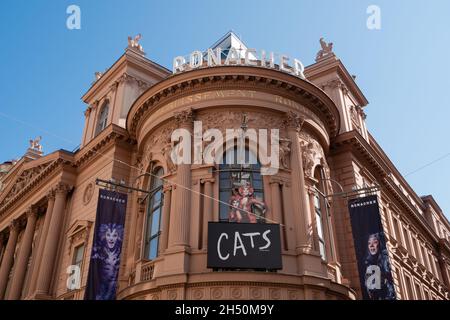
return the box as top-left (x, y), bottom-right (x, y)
top-left (207, 222), bottom-right (282, 270)
top-left (348, 195), bottom-right (396, 300)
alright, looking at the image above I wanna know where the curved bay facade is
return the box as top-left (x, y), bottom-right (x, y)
top-left (0, 32), bottom-right (449, 300)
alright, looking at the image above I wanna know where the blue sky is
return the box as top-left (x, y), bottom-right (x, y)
top-left (0, 0), bottom-right (449, 217)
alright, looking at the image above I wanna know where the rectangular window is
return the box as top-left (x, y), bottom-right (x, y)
top-left (402, 227), bottom-right (411, 252)
top-left (393, 217), bottom-right (401, 242)
top-left (423, 247), bottom-right (432, 272)
top-left (68, 244), bottom-right (85, 292)
top-left (423, 288), bottom-right (430, 300)
top-left (414, 282), bottom-right (422, 300)
top-left (404, 274), bottom-right (414, 299)
top-left (72, 244), bottom-right (85, 269)
top-left (412, 237), bottom-right (421, 263)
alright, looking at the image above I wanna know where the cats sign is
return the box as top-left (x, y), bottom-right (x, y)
top-left (207, 222), bottom-right (282, 270)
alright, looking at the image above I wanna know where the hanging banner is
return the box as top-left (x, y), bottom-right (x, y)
top-left (207, 222), bottom-right (282, 270)
top-left (84, 189), bottom-right (128, 300)
top-left (348, 195), bottom-right (396, 300)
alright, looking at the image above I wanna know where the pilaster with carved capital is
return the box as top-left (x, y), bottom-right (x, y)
top-left (201, 178), bottom-right (215, 249)
top-left (160, 183), bottom-right (173, 253)
top-left (53, 182), bottom-right (71, 196)
top-left (283, 111), bottom-right (305, 133)
top-left (0, 219), bottom-right (20, 299)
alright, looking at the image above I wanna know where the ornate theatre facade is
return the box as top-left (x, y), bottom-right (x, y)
top-left (0, 32), bottom-right (449, 300)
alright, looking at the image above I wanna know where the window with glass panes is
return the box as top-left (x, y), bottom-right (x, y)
top-left (69, 244), bottom-right (85, 291)
top-left (219, 148), bottom-right (264, 222)
top-left (72, 244), bottom-right (85, 269)
top-left (144, 167), bottom-right (164, 260)
top-left (95, 101), bottom-right (109, 136)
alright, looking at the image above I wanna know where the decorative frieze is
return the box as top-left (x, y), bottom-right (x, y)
top-left (174, 108), bottom-right (195, 127)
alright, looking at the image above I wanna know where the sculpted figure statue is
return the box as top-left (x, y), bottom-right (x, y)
top-left (279, 138), bottom-right (291, 169)
top-left (128, 34), bottom-right (144, 53)
top-left (315, 37), bottom-right (334, 61)
top-left (29, 136), bottom-right (43, 151)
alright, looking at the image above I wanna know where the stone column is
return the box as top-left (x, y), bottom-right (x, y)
top-left (168, 109), bottom-right (193, 248)
top-left (160, 184), bottom-right (172, 253)
top-left (35, 183), bottom-right (70, 297)
top-left (0, 220), bottom-right (20, 299)
top-left (27, 190), bottom-right (55, 297)
top-left (269, 178), bottom-right (285, 250)
top-left (8, 207), bottom-right (38, 300)
top-left (284, 112), bottom-right (313, 252)
top-left (201, 178), bottom-right (214, 250)
top-left (0, 233), bottom-right (6, 265)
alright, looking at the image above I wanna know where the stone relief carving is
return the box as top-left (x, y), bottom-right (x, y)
top-left (231, 287), bottom-right (242, 299)
top-left (192, 289), bottom-right (204, 300)
top-left (83, 182), bottom-right (94, 205)
top-left (279, 138), bottom-right (291, 169)
top-left (137, 123), bottom-right (177, 176)
top-left (269, 288), bottom-right (281, 300)
top-left (250, 287), bottom-right (262, 299)
top-left (200, 111), bottom-right (284, 132)
top-left (211, 287), bottom-right (223, 299)
top-left (3, 162), bottom-right (51, 203)
top-left (174, 108), bottom-right (195, 127)
top-left (299, 134), bottom-right (325, 179)
top-left (162, 142), bottom-right (177, 173)
top-left (167, 289), bottom-right (178, 300)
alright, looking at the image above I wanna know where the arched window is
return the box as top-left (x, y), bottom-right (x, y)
top-left (313, 167), bottom-right (327, 260)
top-left (219, 147), bottom-right (265, 223)
top-left (144, 167), bottom-right (164, 260)
top-left (95, 101), bottom-right (109, 136)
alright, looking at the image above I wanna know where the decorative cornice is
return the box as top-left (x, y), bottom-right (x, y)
top-left (331, 131), bottom-right (443, 247)
top-left (127, 66), bottom-right (340, 140)
top-left (74, 124), bottom-right (135, 168)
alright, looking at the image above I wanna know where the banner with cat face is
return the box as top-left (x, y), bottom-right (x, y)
top-left (348, 195), bottom-right (396, 300)
top-left (84, 189), bottom-right (127, 300)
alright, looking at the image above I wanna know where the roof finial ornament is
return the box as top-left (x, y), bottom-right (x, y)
top-left (315, 37), bottom-right (334, 62)
top-left (127, 34), bottom-right (145, 55)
